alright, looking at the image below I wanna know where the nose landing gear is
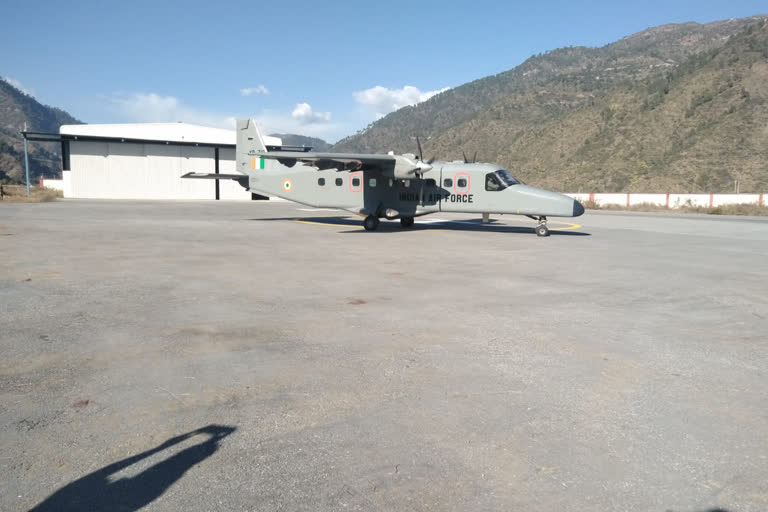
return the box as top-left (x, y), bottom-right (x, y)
top-left (535, 216), bottom-right (549, 237)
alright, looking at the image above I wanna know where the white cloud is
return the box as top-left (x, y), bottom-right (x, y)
top-left (2, 77), bottom-right (35, 97)
top-left (104, 92), bottom-right (347, 142)
top-left (240, 85), bottom-right (269, 96)
top-left (291, 102), bottom-right (331, 124)
top-left (109, 92), bottom-right (235, 129)
top-left (353, 85), bottom-right (449, 119)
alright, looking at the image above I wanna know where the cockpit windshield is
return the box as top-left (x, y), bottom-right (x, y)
top-left (485, 169), bottom-right (520, 191)
top-left (496, 169), bottom-right (520, 186)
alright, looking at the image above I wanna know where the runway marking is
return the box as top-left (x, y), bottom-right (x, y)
top-left (295, 217), bottom-right (581, 231)
top-left (552, 222), bottom-right (582, 231)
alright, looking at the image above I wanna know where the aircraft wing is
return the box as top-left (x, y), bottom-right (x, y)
top-left (181, 172), bottom-right (246, 180)
top-left (257, 151), bottom-right (395, 172)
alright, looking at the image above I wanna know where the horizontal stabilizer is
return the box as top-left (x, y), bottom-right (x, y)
top-left (181, 172), bottom-right (246, 180)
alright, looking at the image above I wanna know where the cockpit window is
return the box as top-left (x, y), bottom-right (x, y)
top-left (485, 170), bottom-right (519, 191)
top-left (485, 173), bottom-right (502, 191)
top-left (496, 169), bottom-right (519, 186)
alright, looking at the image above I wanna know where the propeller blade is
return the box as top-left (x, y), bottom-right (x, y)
top-left (472, 151), bottom-right (477, 164)
top-left (416, 136), bottom-right (424, 161)
top-left (462, 151), bottom-right (469, 164)
top-left (427, 155), bottom-right (437, 164)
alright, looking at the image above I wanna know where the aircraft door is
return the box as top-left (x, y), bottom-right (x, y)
top-left (442, 171), bottom-right (473, 211)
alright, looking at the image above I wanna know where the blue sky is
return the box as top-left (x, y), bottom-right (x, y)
top-left (1, 0), bottom-right (765, 142)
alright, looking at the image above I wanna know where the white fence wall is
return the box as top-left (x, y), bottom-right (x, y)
top-left (566, 192), bottom-right (765, 208)
top-left (711, 194), bottom-right (761, 207)
top-left (41, 179), bottom-right (64, 191)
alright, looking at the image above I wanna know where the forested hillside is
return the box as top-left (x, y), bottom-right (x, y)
top-left (333, 16), bottom-right (768, 192)
top-left (0, 79), bottom-right (80, 183)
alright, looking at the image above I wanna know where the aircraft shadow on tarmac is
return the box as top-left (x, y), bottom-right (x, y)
top-left (29, 424), bottom-right (235, 512)
top-left (251, 216), bottom-right (591, 236)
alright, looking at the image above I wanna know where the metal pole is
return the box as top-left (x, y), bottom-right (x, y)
top-left (23, 123), bottom-right (30, 197)
top-left (214, 147), bottom-right (220, 200)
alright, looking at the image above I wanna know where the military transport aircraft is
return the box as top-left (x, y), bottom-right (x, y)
top-left (183, 119), bottom-right (584, 236)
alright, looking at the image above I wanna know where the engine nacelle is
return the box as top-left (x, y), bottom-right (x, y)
top-left (382, 155), bottom-right (434, 179)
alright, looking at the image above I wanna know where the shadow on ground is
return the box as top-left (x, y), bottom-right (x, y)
top-left (29, 425), bottom-right (235, 512)
top-left (251, 216), bottom-right (591, 236)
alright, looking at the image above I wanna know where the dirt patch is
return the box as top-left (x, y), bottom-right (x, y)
top-left (0, 185), bottom-right (62, 202)
top-left (347, 299), bottom-right (367, 305)
top-left (72, 400), bottom-right (90, 409)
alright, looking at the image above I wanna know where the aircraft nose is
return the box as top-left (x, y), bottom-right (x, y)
top-left (572, 199), bottom-right (585, 217)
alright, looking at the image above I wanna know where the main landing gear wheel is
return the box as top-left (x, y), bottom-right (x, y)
top-left (363, 215), bottom-right (379, 231)
top-left (400, 216), bottom-right (415, 228)
top-left (535, 216), bottom-right (549, 237)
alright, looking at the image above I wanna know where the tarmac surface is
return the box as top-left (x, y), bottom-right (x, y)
top-left (1, 199), bottom-right (767, 511)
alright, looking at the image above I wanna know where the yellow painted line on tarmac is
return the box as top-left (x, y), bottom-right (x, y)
top-left (295, 219), bottom-right (361, 228)
top-left (551, 222), bottom-right (581, 231)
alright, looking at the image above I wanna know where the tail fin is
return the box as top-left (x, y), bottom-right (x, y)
top-left (236, 118), bottom-right (267, 175)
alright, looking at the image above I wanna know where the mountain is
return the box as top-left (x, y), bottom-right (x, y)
top-left (332, 16), bottom-right (768, 193)
top-left (270, 133), bottom-right (330, 151)
top-left (0, 79), bottom-right (81, 183)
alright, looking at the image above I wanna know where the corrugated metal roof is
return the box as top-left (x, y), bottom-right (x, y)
top-left (60, 122), bottom-right (282, 147)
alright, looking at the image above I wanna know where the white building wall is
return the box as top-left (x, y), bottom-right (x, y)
top-left (62, 171), bottom-right (73, 197)
top-left (217, 148), bottom-right (252, 200)
top-left (67, 141), bottom-right (255, 200)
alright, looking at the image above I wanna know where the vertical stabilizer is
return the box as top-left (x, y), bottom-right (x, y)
top-left (236, 118), bottom-right (267, 175)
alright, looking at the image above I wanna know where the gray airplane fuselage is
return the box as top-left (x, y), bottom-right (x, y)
top-left (243, 159), bottom-right (583, 219)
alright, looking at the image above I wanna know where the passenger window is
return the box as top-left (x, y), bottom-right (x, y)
top-left (426, 179), bottom-right (436, 187)
top-left (335, 178), bottom-right (343, 186)
top-left (318, 177), bottom-right (325, 186)
top-left (352, 177), bottom-right (361, 187)
top-left (369, 178), bottom-right (377, 187)
top-left (457, 178), bottom-right (467, 188)
top-left (443, 178), bottom-right (453, 187)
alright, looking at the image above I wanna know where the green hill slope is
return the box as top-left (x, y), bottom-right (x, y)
top-left (0, 79), bottom-right (81, 183)
top-left (333, 16), bottom-right (768, 192)
top-left (269, 133), bottom-right (330, 151)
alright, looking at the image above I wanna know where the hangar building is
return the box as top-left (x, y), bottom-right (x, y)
top-left (56, 122), bottom-right (282, 200)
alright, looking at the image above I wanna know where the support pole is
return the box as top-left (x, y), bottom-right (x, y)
top-left (214, 147), bottom-right (220, 200)
top-left (23, 124), bottom-right (30, 197)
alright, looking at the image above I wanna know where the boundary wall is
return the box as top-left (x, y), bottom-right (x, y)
top-left (567, 193), bottom-right (765, 208)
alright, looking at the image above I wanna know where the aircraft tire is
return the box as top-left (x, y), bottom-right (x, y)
top-left (536, 225), bottom-right (550, 237)
top-left (364, 215), bottom-right (379, 231)
top-left (400, 217), bottom-right (414, 228)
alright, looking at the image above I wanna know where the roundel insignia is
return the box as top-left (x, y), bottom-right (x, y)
top-left (283, 179), bottom-right (292, 192)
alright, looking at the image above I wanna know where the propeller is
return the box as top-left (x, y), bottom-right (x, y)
top-left (462, 150), bottom-right (478, 164)
top-left (415, 135), bottom-right (437, 164)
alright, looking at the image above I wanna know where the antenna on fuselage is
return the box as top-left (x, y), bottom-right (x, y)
top-left (462, 150), bottom-right (478, 164)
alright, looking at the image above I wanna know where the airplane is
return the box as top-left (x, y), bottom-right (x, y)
top-left (183, 118), bottom-right (584, 236)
